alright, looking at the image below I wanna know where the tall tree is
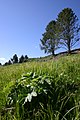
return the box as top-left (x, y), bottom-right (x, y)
top-left (24, 55), bottom-right (28, 62)
top-left (19, 55), bottom-right (24, 63)
top-left (40, 20), bottom-right (59, 56)
top-left (13, 54), bottom-right (18, 63)
top-left (57, 8), bottom-right (80, 53)
top-left (8, 60), bottom-right (12, 65)
top-left (25, 55), bottom-right (28, 60)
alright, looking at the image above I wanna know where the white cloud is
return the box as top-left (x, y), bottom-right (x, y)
top-left (0, 58), bottom-right (8, 64)
top-left (0, 58), bottom-right (6, 61)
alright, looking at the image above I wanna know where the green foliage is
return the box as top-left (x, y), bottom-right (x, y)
top-left (57, 8), bottom-right (80, 53)
top-left (19, 55), bottom-right (28, 63)
top-left (19, 55), bottom-right (25, 63)
top-left (40, 8), bottom-right (80, 55)
top-left (12, 54), bottom-right (18, 64)
top-left (0, 54), bottom-right (80, 119)
top-left (40, 20), bottom-right (59, 55)
top-left (24, 55), bottom-right (28, 61)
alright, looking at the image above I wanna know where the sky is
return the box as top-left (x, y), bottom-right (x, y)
top-left (0, 0), bottom-right (80, 64)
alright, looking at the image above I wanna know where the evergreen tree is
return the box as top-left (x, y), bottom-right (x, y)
top-left (40, 20), bottom-right (59, 56)
top-left (57, 8), bottom-right (80, 53)
top-left (13, 54), bottom-right (18, 63)
top-left (25, 55), bottom-right (28, 59)
top-left (4, 60), bottom-right (12, 66)
top-left (19, 55), bottom-right (24, 63)
top-left (8, 60), bottom-right (12, 65)
top-left (4, 62), bottom-right (8, 66)
top-left (24, 55), bottom-right (28, 62)
top-left (11, 58), bottom-right (13, 63)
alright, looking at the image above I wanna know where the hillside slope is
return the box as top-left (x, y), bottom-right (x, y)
top-left (28, 48), bottom-right (80, 62)
top-left (0, 53), bottom-right (80, 120)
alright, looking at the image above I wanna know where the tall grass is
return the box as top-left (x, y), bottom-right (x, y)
top-left (0, 54), bottom-right (80, 119)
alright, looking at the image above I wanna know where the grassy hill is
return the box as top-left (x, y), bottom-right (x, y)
top-left (0, 53), bottom-right (80, 120)
top-left (27, 48), bottom-right (80, 62)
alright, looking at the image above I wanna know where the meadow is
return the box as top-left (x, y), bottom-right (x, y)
top-left (0, 54), bottom-right (80, 120)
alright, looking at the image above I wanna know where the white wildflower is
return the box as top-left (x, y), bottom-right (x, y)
top-left (27, 93), bottom-right (32, 102)
top-left (24, 93), bottom-right (32, 104)
top-left (31, 91), bottom-right (37, 97)
top-left (27, 85), bottom-right (30, 87)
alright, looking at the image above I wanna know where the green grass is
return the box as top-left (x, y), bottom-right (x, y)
top-left (0, 54), bottom-right (80, 120)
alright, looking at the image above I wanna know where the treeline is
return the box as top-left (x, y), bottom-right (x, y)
top-left (3, 54), bottom-right (28, 66)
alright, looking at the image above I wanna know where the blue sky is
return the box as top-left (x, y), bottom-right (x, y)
top-left (0, 0), bottom-right (80, 64)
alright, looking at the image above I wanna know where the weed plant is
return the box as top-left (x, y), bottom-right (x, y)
top-left (0, 54), bottom-right (80, 120)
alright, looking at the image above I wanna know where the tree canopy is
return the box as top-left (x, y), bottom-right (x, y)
top-left (57, 8), bottom-right (80, 53)
top-left (12, 54), bottom-right (18, 64)
top-left (19, 55), bottom-right (28, 63)
top-left (40, 8), bottom-right (80, 55)
top-left (40, 20), bottom-right (59, 55)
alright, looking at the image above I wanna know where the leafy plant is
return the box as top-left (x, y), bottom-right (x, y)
top-left (0, 54), bottom-right (80, 120)
top-left (3, 71), bottom-right (80, 120)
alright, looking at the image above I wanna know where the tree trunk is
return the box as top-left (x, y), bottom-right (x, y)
top-left (52, 50), bottom-right (55, 56)
top-left (67, 39), bottom-right (71, 54)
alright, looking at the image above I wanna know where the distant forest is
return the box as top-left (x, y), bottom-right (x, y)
top-left (0, 54), bottom-right (28, 66)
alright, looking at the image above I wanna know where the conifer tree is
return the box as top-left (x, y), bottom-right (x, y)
top-left (40, 20), bottom-right (59, 56)
top-left (57, 8), bottom-right (80, 53)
